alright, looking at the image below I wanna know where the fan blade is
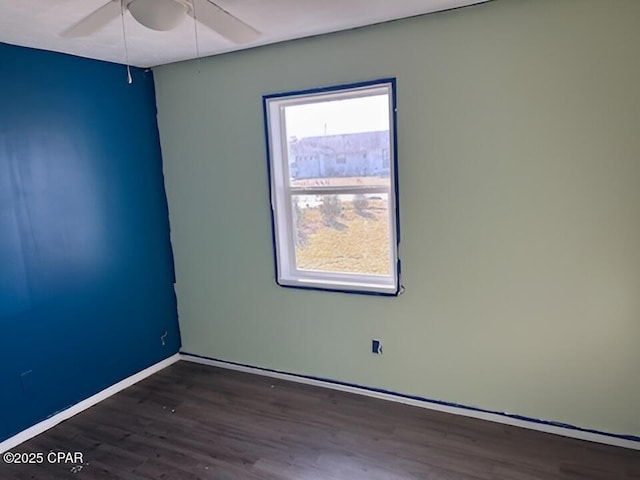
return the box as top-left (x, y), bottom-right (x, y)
top-left (190, 0), bottom-right (259, 44)
top-left (61, 0), bottom-right (121, 37)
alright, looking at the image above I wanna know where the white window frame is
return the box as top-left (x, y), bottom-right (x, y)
top-left (263, 79), bottom-right (400, 295)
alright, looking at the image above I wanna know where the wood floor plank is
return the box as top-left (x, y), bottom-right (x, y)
top-left (2, 361), bottom-right (638, 479)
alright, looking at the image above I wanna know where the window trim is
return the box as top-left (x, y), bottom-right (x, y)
top-left (262, 78), bottom-right (401, 296)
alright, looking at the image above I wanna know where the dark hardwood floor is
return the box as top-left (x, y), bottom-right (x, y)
top-left (2, 361), bottom-right (639, 479)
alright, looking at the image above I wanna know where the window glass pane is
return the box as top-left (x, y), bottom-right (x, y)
top-left (285, 95), bottom-right (391, 188)
top-left (292, 193), bottom-right (391, 276)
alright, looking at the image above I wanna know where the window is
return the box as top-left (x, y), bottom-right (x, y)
top-left (263, 79), bottom-right (400, 295)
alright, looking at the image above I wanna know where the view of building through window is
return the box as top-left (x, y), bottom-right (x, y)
top-left (264, 81), bottom-right (398, 294)
top-left (286, 95), bottom-right (392, 276)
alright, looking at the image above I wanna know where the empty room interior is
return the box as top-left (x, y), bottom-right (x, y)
top-left (1, 0), bottom-right (639, 478)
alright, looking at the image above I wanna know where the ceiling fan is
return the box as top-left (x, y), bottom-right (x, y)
top-left (61, 0), bottom-right (260, 44)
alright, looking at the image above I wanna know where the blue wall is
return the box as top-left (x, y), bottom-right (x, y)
top-left (0, 43), bottom-right (180, 441)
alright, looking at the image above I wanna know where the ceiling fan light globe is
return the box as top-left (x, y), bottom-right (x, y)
top-left (128, 0), bottom-right (187, 31)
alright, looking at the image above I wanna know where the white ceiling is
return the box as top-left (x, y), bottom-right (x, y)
top-left (0, 0), bottom-right (490, 68)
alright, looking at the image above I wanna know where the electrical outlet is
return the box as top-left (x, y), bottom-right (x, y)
top-left (371, 339), bottom-right (383, 354)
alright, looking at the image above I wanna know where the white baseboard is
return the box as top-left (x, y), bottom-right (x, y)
top-left (0, 353), bottom-right (181, 454)
top-left (180, 353), bottom-right (640, 451)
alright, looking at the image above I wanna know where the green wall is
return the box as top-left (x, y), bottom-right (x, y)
top-left (154, 0), bottom-right (640, 436)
